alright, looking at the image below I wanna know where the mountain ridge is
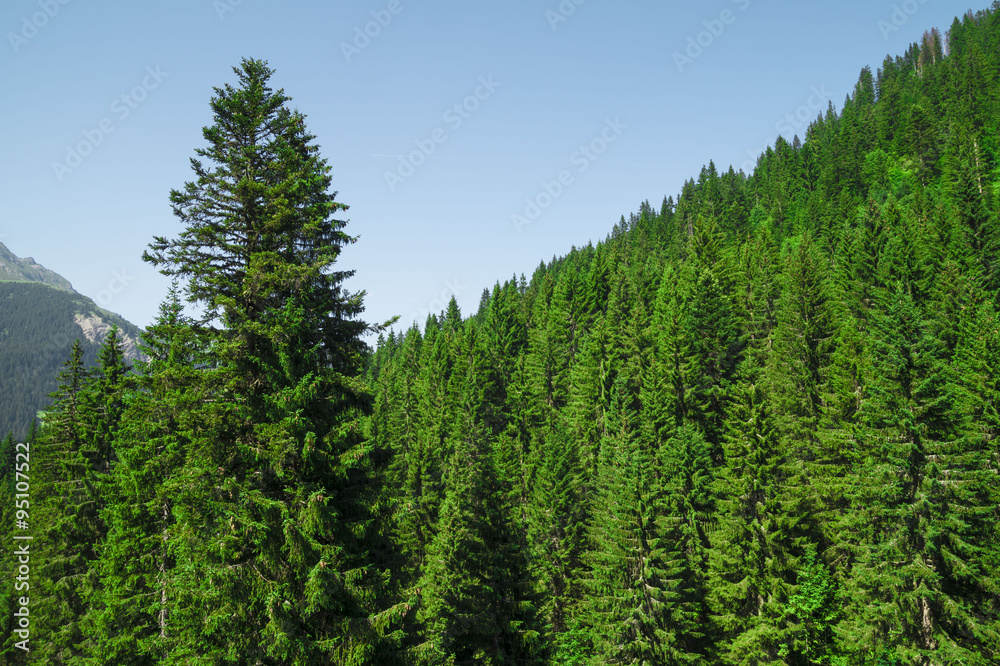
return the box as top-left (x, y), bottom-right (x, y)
top-left (0, 241), bottom-right (75, 292)
top-left (0, 241), bottom-right (144, 438)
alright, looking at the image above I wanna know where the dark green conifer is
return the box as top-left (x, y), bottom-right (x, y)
top-left (141, 58), bottom-right (399, 663)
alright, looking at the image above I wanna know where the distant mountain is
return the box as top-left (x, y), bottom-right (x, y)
top-left (0, 241), bottom-right (74, 292)
top-left (0, 242), bottom-right (143, 439)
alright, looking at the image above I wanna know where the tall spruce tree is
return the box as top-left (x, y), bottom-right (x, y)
top-left (141, 58), bottom-right (398, 663)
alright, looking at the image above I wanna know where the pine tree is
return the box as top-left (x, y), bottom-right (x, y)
top-left (525, 419), bottom-right (587, 651)
top-left (655, 424), bottom-right (717, 662)
top-left (416, 427), bottom-right (540, 664)
top-left (584, 373), bottom-right (677, 665)
top-left (141, 58), bottom-right (399, 663)
top-left (403, 318), bottom-right (456, 567)
top-left (766, 235), bottom-right (837, 451)
top-left (415, 322), bottom-right (541, 664)
top-left (79, 326), bottom-right (130, 477)
top-left (79, 287), bottom-right (207, 664)
top-left (680, 216), bottom-right (738, 454)
top-left (564, 319), bottom-right (613, 477)
top-left (846, 281), bottom-right (1000, 663)
top-left (581, 297), bottom-right (688, 664)
top-left (381, 324), bottom-right (426, 573)
top-left (31, 340), bottom-right (102, 664)
top-left (711, 370), bottom-right (801, 664)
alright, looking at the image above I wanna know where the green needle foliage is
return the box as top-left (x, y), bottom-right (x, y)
top-left (10, 6), bottom-right (1000, 662)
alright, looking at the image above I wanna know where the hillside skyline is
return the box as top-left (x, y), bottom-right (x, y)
top-left (3, 5), bottom-right (999, 658)
top-left (0, 0), bottom-right (975, 339)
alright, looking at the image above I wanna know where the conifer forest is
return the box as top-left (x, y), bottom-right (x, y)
top-left (3, 5), bottom-right (1000, 665)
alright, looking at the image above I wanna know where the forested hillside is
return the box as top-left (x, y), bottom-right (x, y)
top-left (366, 6), bottom-right (1000, 664)
top-left (0, 281), bottom-right (142, 439)
top-left (2, 5), bottom-right (999, 665)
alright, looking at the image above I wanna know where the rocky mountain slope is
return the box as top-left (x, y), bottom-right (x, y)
top-left (0, 242), bottom-right (143, 439)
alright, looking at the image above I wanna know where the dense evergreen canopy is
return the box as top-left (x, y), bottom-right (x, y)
top-left (3, 5), bottom-right (1000, 663)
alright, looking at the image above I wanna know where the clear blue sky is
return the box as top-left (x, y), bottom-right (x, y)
top-left (0, 0), bottom-right (975, 341)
